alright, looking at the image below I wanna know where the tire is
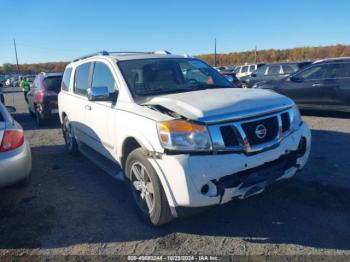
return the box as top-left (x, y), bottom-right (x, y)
top-left (29, 107), bottom-right (35, 118)
top-left (125, 148), bottom-right (173, 226)
top-left (35, 109), bottom-right (44, 127)
top-left (62, 116), bottom-right (79, 155)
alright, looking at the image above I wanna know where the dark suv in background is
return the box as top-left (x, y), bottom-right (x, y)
top-left (255, 58), bottom-right (350, 112)
top-left (27, 72), bottom-right (63, 126)
top-left (241, 62), bottom-right (312, 88)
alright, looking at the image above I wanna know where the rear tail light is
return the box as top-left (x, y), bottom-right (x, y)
top-left (34, 90), bottom-right (57, 103)
top-left (0, 130), bottom-right (24, 152)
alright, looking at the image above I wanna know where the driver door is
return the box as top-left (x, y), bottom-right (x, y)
top-left (84, 61), bottom-right (118, 161)
top-left (276, 64), bottom-right (331, 106)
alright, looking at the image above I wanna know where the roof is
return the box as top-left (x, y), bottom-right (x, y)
top-left (72, 50), bottom-right (189, 63)
top-left (313, 57), bottom-right (350, 64)
top-left (38, 72), bottom-right (63, 77)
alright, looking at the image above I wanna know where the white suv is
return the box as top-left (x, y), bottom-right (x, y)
top-left (58, 51), bottom-right (311, 225)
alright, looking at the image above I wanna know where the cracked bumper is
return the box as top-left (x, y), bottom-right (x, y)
top-left (152, 122), bottom-right (311, 212)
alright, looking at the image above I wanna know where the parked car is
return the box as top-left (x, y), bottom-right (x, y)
top-left (235, 63), bottom-right (265, 79)
top-left (240, 62), bottom-right (312, 88)
top-left (220, 71), bottom-right (242, 88)
top-left (5, 77), bottom-right (13, 87)
top-left (27, 72), bottom-right (63, 126)
top-left (0, 104), bottom-right (32, 187)
top-left (255, 57), bottom-right (350, 112)
top-left (58, 50), bottom-right (311, 225)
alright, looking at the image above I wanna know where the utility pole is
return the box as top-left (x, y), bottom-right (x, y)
top-left (214, 38), bottom-right (217, 67)
top-left (13, 39), bottom-right (20, 75)
top-left (254, 45), bottom-right (258, 64)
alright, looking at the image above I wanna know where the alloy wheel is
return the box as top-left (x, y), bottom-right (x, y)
top-left (130, 161), bottom-right (155, 214)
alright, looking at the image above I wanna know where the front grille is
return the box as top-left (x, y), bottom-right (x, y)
top-left (208, 108), bottom-right (294, 153)
top-left (281, 112), bottom-right (290, 132)
top-left (220, 126), bottom-right (239, 147)
top-left (241, 116), bottom-right (278, 146)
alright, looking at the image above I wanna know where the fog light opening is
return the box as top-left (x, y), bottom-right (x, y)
top-left (201, 181), bottom-right (218, 197)
top-left (298, 137), bottom-right (307, 155)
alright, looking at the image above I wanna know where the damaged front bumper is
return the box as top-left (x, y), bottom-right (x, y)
top-left (150, 122), bottom-right (311, 216)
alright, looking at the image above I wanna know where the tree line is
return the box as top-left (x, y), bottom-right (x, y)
top-left (197, 44), bottom-right (350, 66)
top-left (1, 44), bottom-right (350, 74)
top-left (0, 61), bottom-right (69, 75)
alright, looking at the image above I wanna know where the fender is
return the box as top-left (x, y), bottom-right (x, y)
top-left (116, 130), bottom-right (177, 207)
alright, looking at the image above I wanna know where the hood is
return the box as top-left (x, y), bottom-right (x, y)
top-left (144, 88), bottom-right (293, 123)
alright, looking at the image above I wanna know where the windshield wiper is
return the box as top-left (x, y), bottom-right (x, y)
top-left (189, 84), bottom-right (232, 90)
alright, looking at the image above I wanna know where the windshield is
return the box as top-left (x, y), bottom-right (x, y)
top-left (118, 58), bottom-right (232, 97)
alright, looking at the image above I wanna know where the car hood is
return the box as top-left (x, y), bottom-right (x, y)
top-left (144, 88), bottom-right (293, 123)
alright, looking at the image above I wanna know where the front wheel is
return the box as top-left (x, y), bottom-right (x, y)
top-left (126, 148), bottom-right (173, 226)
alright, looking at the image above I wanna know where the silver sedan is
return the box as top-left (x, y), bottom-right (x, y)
top-left (0, 103), bottom-right (32, 187)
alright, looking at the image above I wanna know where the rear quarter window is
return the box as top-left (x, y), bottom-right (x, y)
top-left (61, 68), bottom-right (72, 91)
top-left (74, 63), bottom-right (92, 95)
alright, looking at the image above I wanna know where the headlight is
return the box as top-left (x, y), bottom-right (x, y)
top-left (157, 120), bottom-right (212, 151)
top-left (292, 104), bottom-right (302, 129)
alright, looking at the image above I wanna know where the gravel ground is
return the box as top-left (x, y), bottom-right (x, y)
top-left (1, 90), bottom-right (350, 258)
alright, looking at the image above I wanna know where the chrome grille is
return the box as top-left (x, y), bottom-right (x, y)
top-left (241, 116), bottom-right (278, 146)
top-left (208, 109), bottom-right (294, 154)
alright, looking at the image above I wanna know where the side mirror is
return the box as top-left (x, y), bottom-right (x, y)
top-left (251, 73), bottom-right (257, 77)
top-left (290, 76), bottom-right (303, 82)
top-left (87, 86), bottom-right (117, 102)
top-left (5, 106), bottom-right (16, 113)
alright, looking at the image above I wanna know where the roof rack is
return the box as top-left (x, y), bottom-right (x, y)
top-left (72, 50), bottom-right (173, 62)
top-left (73, 51), bottom-right (109, 62)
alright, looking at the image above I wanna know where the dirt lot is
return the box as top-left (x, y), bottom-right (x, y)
top-left (1, 90), bottom-right (350, 257)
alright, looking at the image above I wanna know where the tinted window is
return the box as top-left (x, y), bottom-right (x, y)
top-left (235, 67), bottom-right (241, 73)
top-left (336, 63), bottom-right (350, 78)
top-left (296, 64), bottom-right (330, 80)
top-left (74, 63), bottom-right (91, 95)
top-left (44, 76), bottom-right (63, 93)
top-left (254, 65), bottom-right (267, 76)
top-left (282, 64), bottom-right (298, 74)
top-left (267, 65), bottom-right (281, 75)
top-left (91, 62), bottom-right (116, 94)
top-left (249, 65), bottom-right (256, 72)
top-left (241, 66), bottom-right (248, 73)
top-left (61, 68), bottom-right (72, 91)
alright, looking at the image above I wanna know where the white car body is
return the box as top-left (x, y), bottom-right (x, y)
top-left (236, 64), bottom-right (262, 79)
top-left (58, 51), bottom-right (311, 223)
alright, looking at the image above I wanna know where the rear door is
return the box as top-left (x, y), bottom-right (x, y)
top-left (71, 62), bottom-right (93, 144)
top-left (331, 62), bottom-right (350, 107)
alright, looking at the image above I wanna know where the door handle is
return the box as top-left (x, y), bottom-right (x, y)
top-left (85, 105), bottom-right (91, 110)
top-left (312, 83), bottom-right (324, 87)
